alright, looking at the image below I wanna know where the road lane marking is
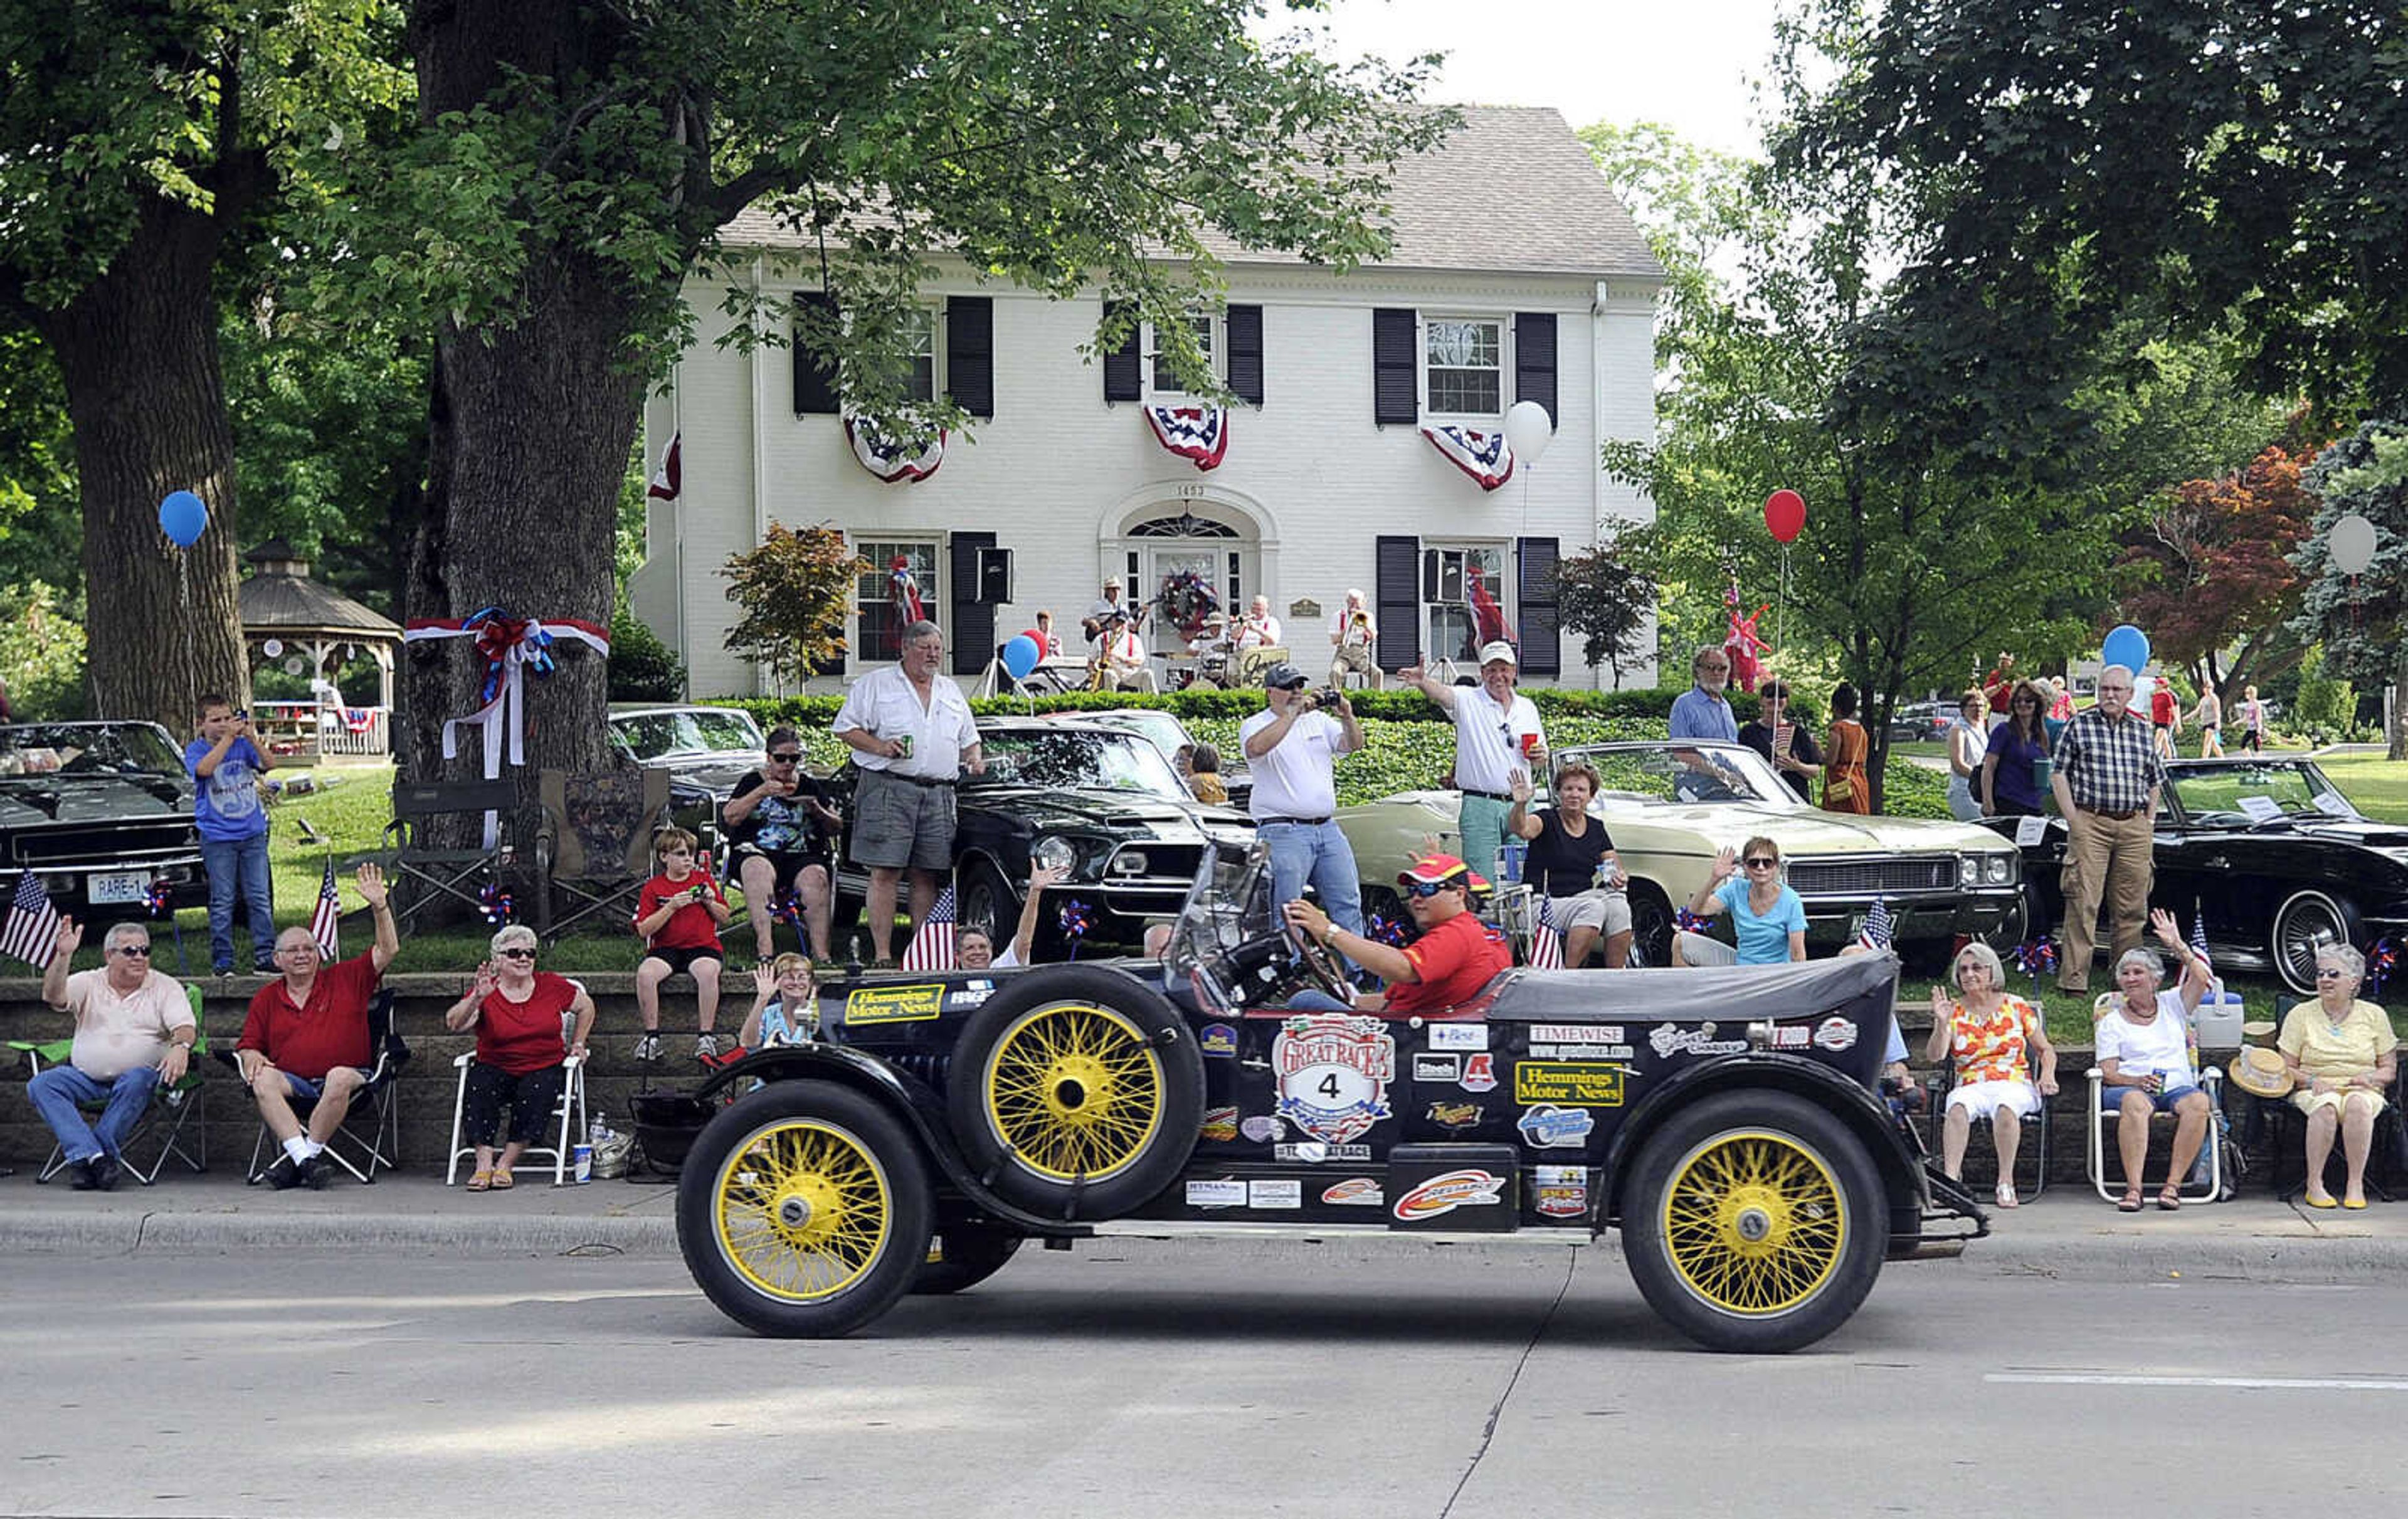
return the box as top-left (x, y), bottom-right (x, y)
top-left (1988, 1373), bottom-right (2408, 1392)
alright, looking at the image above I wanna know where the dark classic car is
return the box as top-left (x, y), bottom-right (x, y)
top-left (1037, 706), bottom-right (1250, 809)
top-left (0, 722), bottom-right (208, 918)
top-left (1987, 756), bottom-right (2408, 994)
top-left (828, 717), bottom-right (1256, 952)
top-left (607, 704), bottom-right (766, 856)
top-left (672, 847), bottom-right (1983, 1353)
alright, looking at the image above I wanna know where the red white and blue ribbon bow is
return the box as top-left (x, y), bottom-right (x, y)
top-left (402, 607), bottom-right (611, 839)
top-left (845, 413), bottom-right (945, 483)
top-left (2370, 936), bottom-right (2397, 1000)
top-left (1420, 424), bottom-right (1514, 490)
top-left (1144, 403), bottom-right (1230, 471)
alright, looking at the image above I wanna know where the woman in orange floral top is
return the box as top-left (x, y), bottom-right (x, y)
top-left (1926, 940), bottom-right (2058, 1207)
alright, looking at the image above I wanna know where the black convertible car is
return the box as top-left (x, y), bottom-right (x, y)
top-left (0, 721), bottom-right (209, 920)
top-left (1989, 756), bottom-right (2408, 993)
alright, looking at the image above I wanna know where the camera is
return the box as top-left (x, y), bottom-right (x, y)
top-left (233, 708), bottom-right (248, 720)
top-left (1315, 687), bottom-right (1344, 708)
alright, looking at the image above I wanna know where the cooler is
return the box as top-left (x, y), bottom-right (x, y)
top-left (1386, 1143), bottom-right (1519, 1232)
top-left (2192, 989), bottom-right (2244, 1049)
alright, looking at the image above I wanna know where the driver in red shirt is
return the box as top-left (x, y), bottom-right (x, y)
top-left (1284, 853), bottom-right (1511, 1014)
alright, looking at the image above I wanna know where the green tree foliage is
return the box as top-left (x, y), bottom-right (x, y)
top-left (1778, 0), bottom-right (2408, 415)
top-left (2292, 420), bottom-right (2408, 756)
top-left (1554, 522), bottom-right (1661, 687)
top-left (609, 598), bottom-right (687, 704)
top-left (2116, 440), bottom-right (2319, 697)
top-left (0, 580), bottom-right (90, 719)
top-left (719, 524), bottom-right (863, 692)
top-left (0, 331), bottom-right (80, 595)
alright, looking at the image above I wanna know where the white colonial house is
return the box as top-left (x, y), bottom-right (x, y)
top-left (630, 106), bottom-right (1663, 694)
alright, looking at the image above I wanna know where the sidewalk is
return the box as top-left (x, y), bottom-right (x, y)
top-left (4, 1167), bottom-right (2405, 1281)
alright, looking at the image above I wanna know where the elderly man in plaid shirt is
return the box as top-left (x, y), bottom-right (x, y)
top-left (2049, 664), bottom-right (2166, 992)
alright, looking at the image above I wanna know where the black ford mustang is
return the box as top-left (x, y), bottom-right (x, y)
top-left (1990, 756), bottom-right (2408, 993)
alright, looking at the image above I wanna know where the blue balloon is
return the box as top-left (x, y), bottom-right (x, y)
top-left (2100, 623), bottom-right (2150, 675)
top-left (1001, 635), bottom-right (1041, 681)
top-left (158, 490), bottom-right (209, 548)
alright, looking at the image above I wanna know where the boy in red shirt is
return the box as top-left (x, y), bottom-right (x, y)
top-left (631, 827), bottom-right (732, 1061)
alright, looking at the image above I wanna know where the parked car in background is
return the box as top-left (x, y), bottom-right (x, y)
top-left (1338, 740), bottom-right (2023, 965)
top-left (1987, 755), bottom-right (2408, 994)
top-left (1040, 706), bottom-right (1250, 809)
top-left (606, 704), bottom-right (766, 858)
top-left (1886, 701), bottom-right (1954, 743)
top-left (0, 722), bottom-right (208, 919)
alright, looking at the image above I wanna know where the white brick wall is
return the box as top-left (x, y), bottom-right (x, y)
top-left (635, 263), bottom-right (1660, 696)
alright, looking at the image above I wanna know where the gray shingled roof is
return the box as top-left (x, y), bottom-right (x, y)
top-left (719, 106), bottom-right (1662, 282)
top-left (239, 563), bottom-right (402, 637)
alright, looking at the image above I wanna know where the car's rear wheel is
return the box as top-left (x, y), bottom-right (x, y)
top-left (1622, 1091), bottom-right (1885, 1353)
top-left (949, 965), bottom-right (1203, 1219)
top-left (677, 1082), bottom-right (930, 1337)
top-left (913, 1222), bottom-right (1025, 1294)
top-left (2270, 889), bottom-right (2361, 995)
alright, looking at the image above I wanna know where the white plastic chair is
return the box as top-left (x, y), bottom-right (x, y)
top-left (445, 1000), bottom-right (589, 1186)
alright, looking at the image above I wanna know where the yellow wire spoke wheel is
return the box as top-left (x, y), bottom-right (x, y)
top-left (1657, 1128), bottom-right (1846, 1317)
top-left (712, 1118), bottom-right (894, 1302)
top-left (981, 1000), bottom-right (1166, 1182)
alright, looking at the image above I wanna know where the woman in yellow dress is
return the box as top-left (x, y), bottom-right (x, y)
top-left (2277, 943), bottom-right (2399, 1209)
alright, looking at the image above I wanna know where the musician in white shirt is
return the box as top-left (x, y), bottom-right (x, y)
top-left (1328, 588), bottom-right (1381, 690)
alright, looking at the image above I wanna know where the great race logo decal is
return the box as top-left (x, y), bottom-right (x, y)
top-left (1390, 1168), bottom-right (1507, 1222)
top-left (1271, 1014), bottom-right (1397, 1145)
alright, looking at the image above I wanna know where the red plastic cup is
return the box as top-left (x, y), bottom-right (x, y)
top-left (1519, 733), bottom-right (1541, 758)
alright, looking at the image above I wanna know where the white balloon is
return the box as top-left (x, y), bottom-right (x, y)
top-left (2330, 512), bottom-right (2378, 576)
top-left (1502, 400), bottom-right (1553, 468)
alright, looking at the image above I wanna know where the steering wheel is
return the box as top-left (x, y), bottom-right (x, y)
top-left (1284, 914), bottom-right (1355, 1002)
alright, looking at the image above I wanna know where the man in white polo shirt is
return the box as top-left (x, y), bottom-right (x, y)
top-left (1240, 660), bottom-right (1365, 952)
top-left (31, 918), bottom-right (196, 1192)
top-left (1402, 640), bottom-right (1546, 885)
top-left (832, 619), bottom-right (985, 967)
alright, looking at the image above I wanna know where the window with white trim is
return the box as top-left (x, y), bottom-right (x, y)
top-left (1149, 314), bottom-right (1220, 395)
top-left (1422, 544), bottom-right (1508, 666)
top-left (853, 539), bottom-right (942, 666)
top-left (1423, 317), bottom-right (1503, 417)
top-left (900, 307), bottom-right (938, 403)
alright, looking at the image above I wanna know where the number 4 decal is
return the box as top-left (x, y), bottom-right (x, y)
top-left (1318, 1072), bottom-right (1344, 1100)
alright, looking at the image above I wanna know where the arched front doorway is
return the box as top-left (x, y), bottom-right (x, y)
top-left (1102, 491), bottom-right (1276, 680)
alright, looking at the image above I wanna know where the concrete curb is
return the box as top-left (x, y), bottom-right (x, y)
top-left (0, 1207), bottom-right (679, 1256)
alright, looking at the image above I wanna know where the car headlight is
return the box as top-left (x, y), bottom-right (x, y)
top-left (1032, 835), bottom-right (1077, 874)
top-left (1958, 854), bottom-right (1981, 885)
top-left (1984, 854), bottom-right (2012, 884)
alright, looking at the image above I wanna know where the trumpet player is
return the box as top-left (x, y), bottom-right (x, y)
top-left (1328, 588), bottom-right (1381, 691)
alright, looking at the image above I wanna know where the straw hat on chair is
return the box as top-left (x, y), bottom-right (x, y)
top-left (2226, 1045), bottom-right (2295, 1101)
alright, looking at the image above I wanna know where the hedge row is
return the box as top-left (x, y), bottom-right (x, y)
top-left (702, 682), bottom-right (1821, 728)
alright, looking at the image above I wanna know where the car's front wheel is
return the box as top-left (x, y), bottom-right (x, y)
top-left (1625, 881), bottom-right (1674, 968)
top-left (677, 1082), bottom-right (931, 1338)
top-left (1621, 1090), bottom-right (1886, 1353)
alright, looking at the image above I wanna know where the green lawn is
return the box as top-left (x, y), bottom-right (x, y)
top-left (2318, 753), bottom-right (2408, 822)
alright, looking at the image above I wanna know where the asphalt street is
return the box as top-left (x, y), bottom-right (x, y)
top-left (6, 1240), bottom-right (2405, 1518)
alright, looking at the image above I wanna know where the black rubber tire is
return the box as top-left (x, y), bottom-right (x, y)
top-left (676, 1081), bottom-right (932, 1338)
top-left (1625, 881), bottom-right (1674, 968)
top-left (912, 1222), bottom-right (1025, 1294)
top-left (2269, 889), bottom-right (2360, 996)
top-left (1621, 1089), bottom-right (1886, 1354)
top-left (947, 963), bottom-right (1204, 1220)
top-left (957, 856), bottom-right (1021, 945)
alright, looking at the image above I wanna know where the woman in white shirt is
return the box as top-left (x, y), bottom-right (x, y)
top-left (2094, 909), bottom-right (2214, 1211)
top-left (1945, 689), bottom-right (1989, 820)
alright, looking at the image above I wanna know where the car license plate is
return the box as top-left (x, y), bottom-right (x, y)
top-left (88, 871), bottom-right (150, 905)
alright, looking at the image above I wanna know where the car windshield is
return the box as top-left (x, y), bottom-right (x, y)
top-left (1166, 844), bottom-right (1274, 1013)
top-left (1087, 711), bottom-right (1190, 763)
top-left (2167, 761), bottom-right (2360, 824)
top-left (975, 729), bottom-right (1190, 798)
top-left (1552, 741), bottom-right (1801, 808)
top-left (611, 709), bottom-right (763, 761)
top-left (0, 722), bottom-right (184, 778)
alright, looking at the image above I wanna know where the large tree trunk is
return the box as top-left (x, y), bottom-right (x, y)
top-left (36, 198), bottom-right (249, 729)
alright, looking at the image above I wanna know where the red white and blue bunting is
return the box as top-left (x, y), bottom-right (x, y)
top-left (400, 608), bottom-right (611, 840)
top-left (1421, 424), bottom-right (1514, 491)
top-left (845, 414), bottom-right (946, 484)
top-left (1144, 403), bottom-right (1230, 472)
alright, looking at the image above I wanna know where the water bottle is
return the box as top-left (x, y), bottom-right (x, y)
top-left (589, 1113), bottom-right (608, 1146)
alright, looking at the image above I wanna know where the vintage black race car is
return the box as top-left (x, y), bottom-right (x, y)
top-left (673, 848), bottom-right (1985, 1353)
top-left (1987, 755), bottom-right (2408, 994)
top-left (0, 721), bottom-right (209, 919)
top-left (826, 717), bottom-right (1255, 953)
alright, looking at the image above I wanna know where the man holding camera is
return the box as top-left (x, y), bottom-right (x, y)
top-left (1402, 640), bottom-right (1546, 885)
top-left (185, 694), bottom-right (282, 976)
top-left (1240, 662), bottom-right (1365, 953)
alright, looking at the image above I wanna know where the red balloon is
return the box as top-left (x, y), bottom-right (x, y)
top-left (1764, 489), bottom-right (1806, 543)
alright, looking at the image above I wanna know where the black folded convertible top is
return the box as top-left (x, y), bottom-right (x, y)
top-left (1481, 952), bottom-right (1901, 1026)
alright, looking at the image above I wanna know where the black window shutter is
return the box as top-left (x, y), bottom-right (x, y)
top-left (1102, 300), bottom-right (1141, 403)
top-left (1373, 308), bottom-right (1418, 426)
top-left (1514, 312), bottom-right (1557, 425)
top-left (949, 532), bottom-right (998, 676)
top-left (1375, 534), bottom-right (1420, 670)
top-left (792, 290), bottom-right (841, 415)
top-left (1227, 304), bottom-right (1264, 406)
top-left (946, 297), bottom-right (995, 418)
top-left (1516, 536), bottom-right (1561, 677)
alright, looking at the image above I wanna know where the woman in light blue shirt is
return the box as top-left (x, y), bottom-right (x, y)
top-left (1672, 836), bottom-right (1809, 966)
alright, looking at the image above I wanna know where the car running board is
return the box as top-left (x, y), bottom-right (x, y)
top-left (1086, 1220), bottom-right (1598, 1247)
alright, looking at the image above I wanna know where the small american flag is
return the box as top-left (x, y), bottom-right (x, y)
top-left (2, 872), bottom-right (61, 970)
top-left (902, 884), bottom-right (958, 972)
top-left (1528, 895), bottom-right (1565, 970)
top-left (1856, 897), bottom-right (1894, 952)
top-left (309, 856), bottom-right (342, 957)
top-left (2189, 907), bottom-right (2213, 975)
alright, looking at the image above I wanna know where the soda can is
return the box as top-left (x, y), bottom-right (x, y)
top-left (572, 1143), bottom-right (593, 1184)
top-left (895, 733), bottom-right (914, 760)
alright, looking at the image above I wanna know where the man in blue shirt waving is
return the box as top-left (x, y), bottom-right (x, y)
top-left (184, 695), bottom-right (282, 975)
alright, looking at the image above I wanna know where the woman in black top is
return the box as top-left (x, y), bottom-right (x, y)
top-left (1737, 679), bottom-right (1822, 801)
top-left (1505, 763), bottom-right (1633, 967)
